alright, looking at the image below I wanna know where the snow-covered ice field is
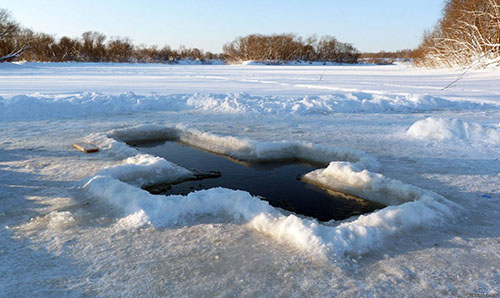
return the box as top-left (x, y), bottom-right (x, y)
top-left (1, 62), bottom-right (499, 297)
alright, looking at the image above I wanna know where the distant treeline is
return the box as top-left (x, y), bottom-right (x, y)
top-left (223, 34), bottom-right (360, 63)
top-left (360, 49), bottom-right (417, 64)
top-left (3, 2), bottom-right (500, 68)
top-left (0, 9), bottom-right (222, 63)
top-left (0, 9), bottom-right (361, 64)
top-left (360, 49), bottom-right (416, 60)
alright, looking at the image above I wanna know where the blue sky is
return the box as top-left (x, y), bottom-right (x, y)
top-left (3, 0), bottom-right (444, 53)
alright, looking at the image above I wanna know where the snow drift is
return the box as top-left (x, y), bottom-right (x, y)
top-left (0, 92), bottom-right (496, 121)
top-left (407, 117), bottom-right (500, 145)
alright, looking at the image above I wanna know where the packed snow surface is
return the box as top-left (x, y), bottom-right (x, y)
top-left (1, 62), bottom-right (500, 297)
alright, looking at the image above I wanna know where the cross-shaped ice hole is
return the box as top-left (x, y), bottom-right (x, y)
top-left (129, 139), bottom-right (385, 221)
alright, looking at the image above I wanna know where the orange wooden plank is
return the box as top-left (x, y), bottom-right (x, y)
top-left (73, 142), bottom-right (99, 153)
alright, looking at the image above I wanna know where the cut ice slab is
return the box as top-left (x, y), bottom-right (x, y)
top-left (129, 140), bottom-right (385, 221)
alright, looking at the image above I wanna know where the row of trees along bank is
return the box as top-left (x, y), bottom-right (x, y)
top-left (4, 0), bottom-right (499, 67)
top-left (0, 9), bottom-right (222, 63)
top-left (0, 9), bottom-right (359, 64)
top-left (222, 34), bottom-right (360, 63)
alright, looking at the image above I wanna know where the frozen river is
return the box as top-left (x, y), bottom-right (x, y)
top-left (1, 62), bottom-right (499, 297)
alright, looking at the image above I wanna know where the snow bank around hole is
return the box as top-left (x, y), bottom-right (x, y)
top-left (250, 193), bottom-right (456, 256)
top-left (319, 194), bottom-right (457, 256)
top-left (103, 124), bottom-right (379, 170)
top-left (92, 154), bottom-right (194, 187)
top-left (407, 117), bottom-right (500, 145)
top-left (1, 92), bottom-right (497, 121)
top-left (82, 159), bottom-right (458, 257)
top-left (303, 161), bottom-right (455, 206)
top-left (80, 124), bottom-right (458, 258)
top-left (300, 161), bottom-right (458, 255)
top-left (83, 125), bottom-right (179, 159)
top-left (82, 177), bottom-right (328, 257)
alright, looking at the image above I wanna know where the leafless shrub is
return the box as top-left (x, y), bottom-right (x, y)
top-left (80, 31), bottom-right (106, 62)
top-left (223, 34), bottom-right (359, 64)
top-left (107, 37), bottom-right (133, 62)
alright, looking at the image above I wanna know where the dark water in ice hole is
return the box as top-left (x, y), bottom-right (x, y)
top-left (129, 140), bottom-right (385, 221)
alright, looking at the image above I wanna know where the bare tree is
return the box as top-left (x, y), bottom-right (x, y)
top-left (0, 9), bottom-right (30, 61)
top-left (415, 0), bottom-right (500, 67)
